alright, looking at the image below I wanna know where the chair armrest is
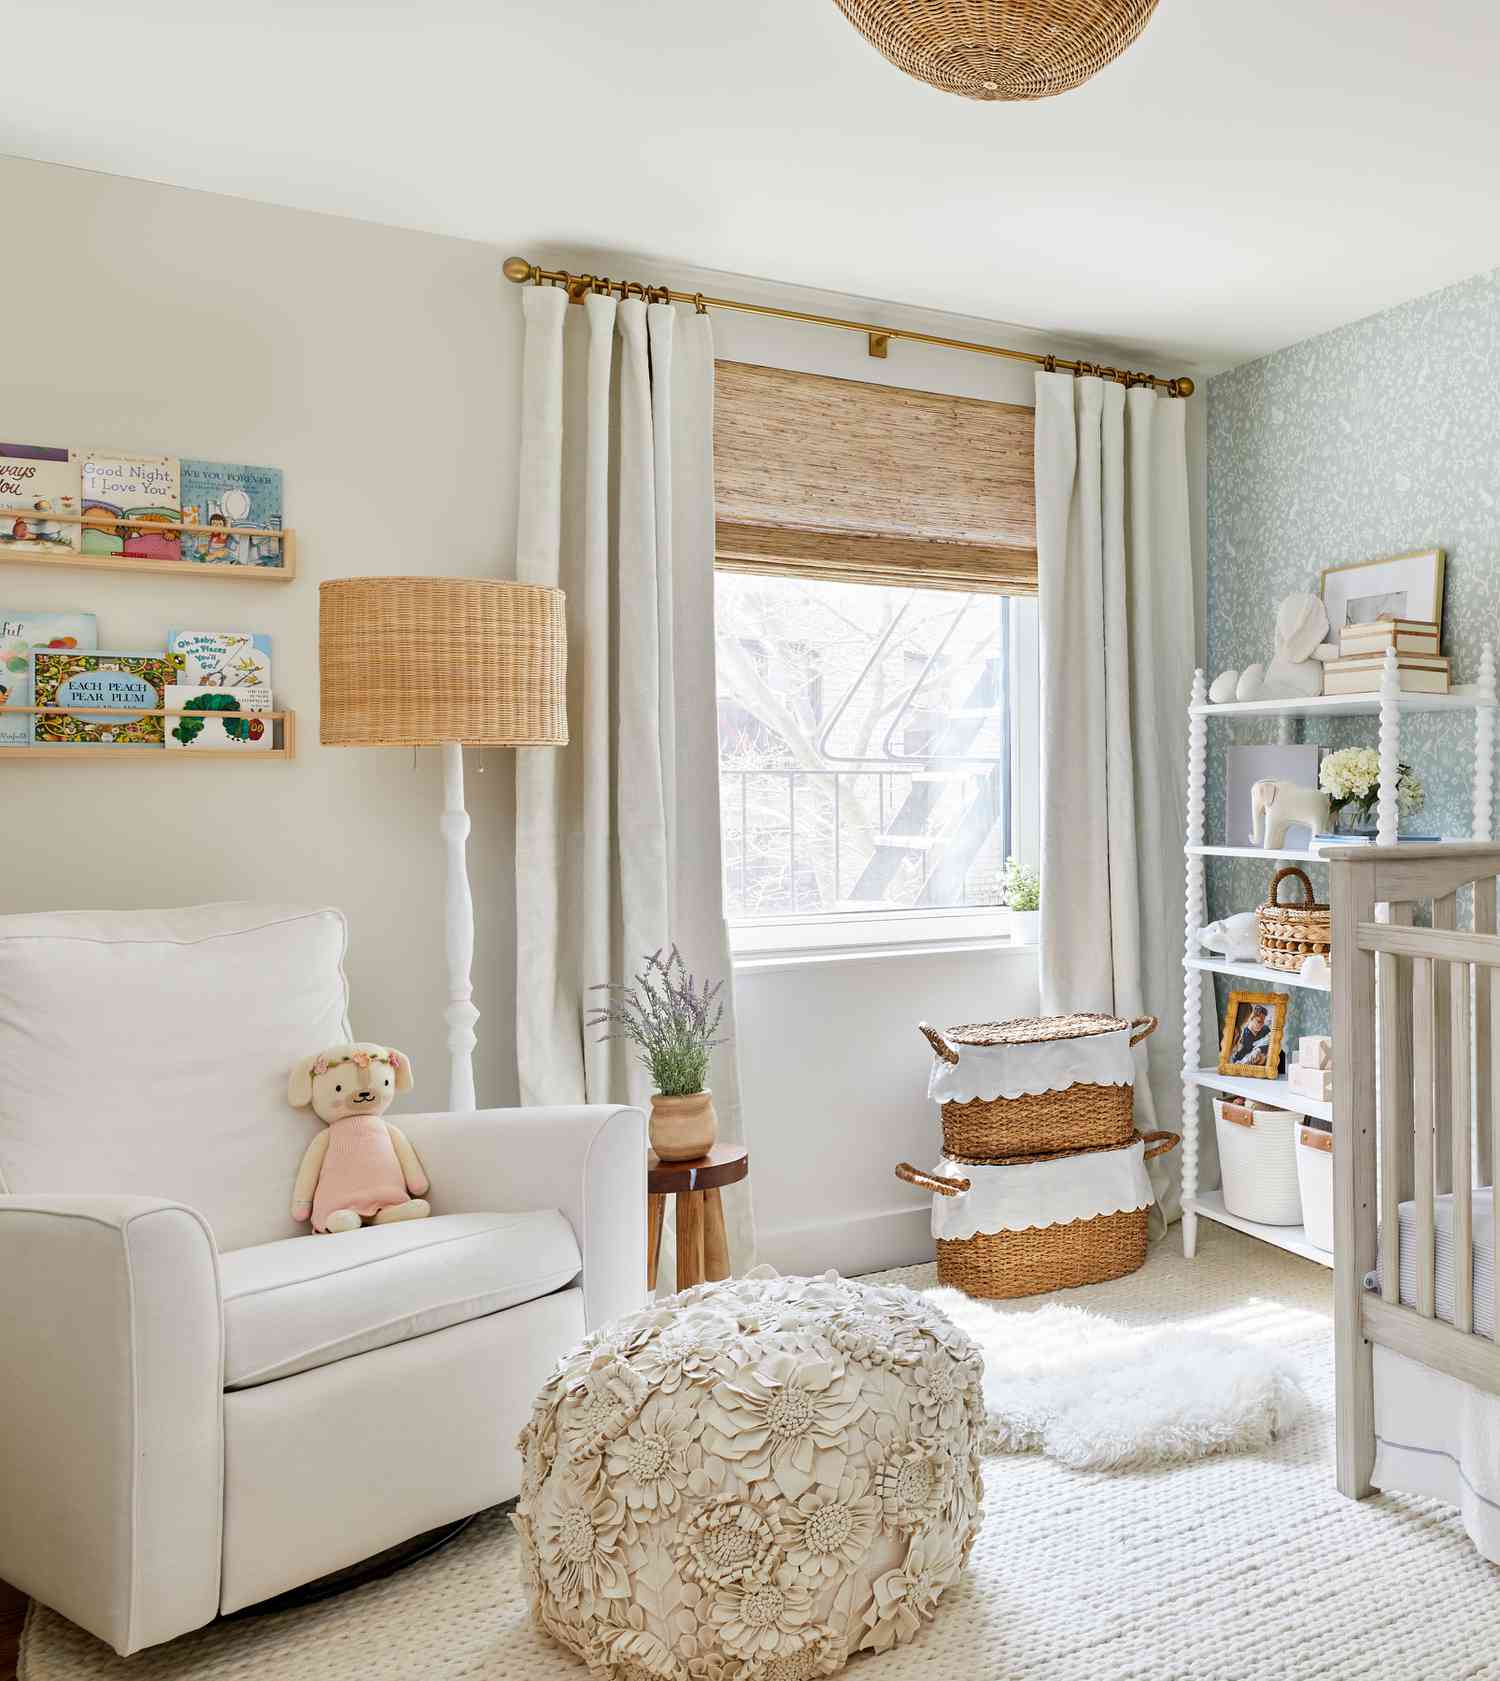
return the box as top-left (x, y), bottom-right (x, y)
top-left (399, 1105), bottom-right (647, 1333)
top-left (0, 1195), bottom-right (223, 1655)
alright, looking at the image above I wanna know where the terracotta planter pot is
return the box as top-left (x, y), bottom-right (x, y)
top-left (650, 1089), bottom-right (718, 1162)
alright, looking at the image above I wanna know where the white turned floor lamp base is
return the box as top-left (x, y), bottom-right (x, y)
top-left (441, 741), bottom-right (479, 1113)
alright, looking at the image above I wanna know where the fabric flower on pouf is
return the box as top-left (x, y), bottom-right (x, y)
top-left (605, 1625), bottom-right (686, 1681)
top-left (860, 1528), bottom-right (964, 1654)
top-left (732, 1641), bottom-right (842, 1681)
top-left (708, 1562), bottom-right (822, 1661)
top-left (559, 1359), bottom-right (648, 1457)
top-left (536, 1469), bottom-right (631, 1610)
top-left (779, 1470), bottom-right (880, 1580)
top-left (910, 1352), bottom-right (966, 1434)
top-left (872, 1438), bottom-right (954, 1532)
top-left (607, 1393), bottom-right (701, 1520)
top-left (673, 1498), bottom-right (782, 1590)
top-left (700, 1348), bottom-right (866, 1501)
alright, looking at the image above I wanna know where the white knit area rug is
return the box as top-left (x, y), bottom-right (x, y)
top-left (23, 1224), bottom-right (1500, 1681)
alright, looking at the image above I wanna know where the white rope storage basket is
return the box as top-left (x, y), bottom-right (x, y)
top-left (1214, 1098), bottom-right (1303, 1226)
top-left (1296, 1125), bottom-right (1334, 1251)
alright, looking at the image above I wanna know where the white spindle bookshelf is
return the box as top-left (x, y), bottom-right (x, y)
top-left (1182, 644), bottom-right (1498, 1266)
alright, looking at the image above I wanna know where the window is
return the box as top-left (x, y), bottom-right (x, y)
top-left (715, 572), bottom-right (1038, 956)
top-left (712, 359), bottom-right (1039, 959)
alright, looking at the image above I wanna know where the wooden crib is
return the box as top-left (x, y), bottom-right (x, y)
top-left (1329, 842), bottom-right (1500, 1504)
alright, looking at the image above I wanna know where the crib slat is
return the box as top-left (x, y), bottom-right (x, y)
top-left (1452, 960), bottom-right (1474, 1334)
top-left (1476, 878), bottom-right (1496, 1188)
top-left (1433, 893), bottom-right (1457, 1195)
top-left (1413, 955), bottom-right (1438, 1318)
top-left (1379, 916), bottom-right (1413, 1304)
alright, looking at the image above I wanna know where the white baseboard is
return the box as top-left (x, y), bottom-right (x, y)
top-left (755, 1204), bottom-right (932, 1279)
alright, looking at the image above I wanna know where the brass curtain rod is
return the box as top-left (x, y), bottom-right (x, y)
top-left (502, 255), bottom-right (1194, 398)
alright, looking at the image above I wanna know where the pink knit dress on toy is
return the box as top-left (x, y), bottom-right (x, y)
top-left (312, 1116), bottom-right (409, 1231)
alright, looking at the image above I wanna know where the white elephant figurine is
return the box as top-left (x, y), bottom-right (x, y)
top-left (1198, 912), bottom-right (1261, 961)
top-left (1251, 779), bottom-right (1331, 849)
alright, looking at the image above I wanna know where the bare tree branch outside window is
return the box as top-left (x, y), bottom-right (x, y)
top-left (715, 573), bottom-right (1012, 919)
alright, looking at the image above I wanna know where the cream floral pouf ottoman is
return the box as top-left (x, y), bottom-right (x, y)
top-left (513, 1268), bottom-right (984, 1679)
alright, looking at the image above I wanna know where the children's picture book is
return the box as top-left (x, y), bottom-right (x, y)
top-left (0, 612), bottom-right (99, 747)
top-left (166, 629), bottom-right (272, 689)
top-left (0, 444), bottom-right (81, 553)
top-left (165, 683), bottom-right (273, 750)
top-left (81, 454), bottom-right (181, 563)
top-left (179, 461), bottom-right (283, 567)
top-left (31, 650), bottom-right (176, 747)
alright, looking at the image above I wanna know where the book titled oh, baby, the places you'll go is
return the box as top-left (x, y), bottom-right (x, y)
top-left (0, 443), bottom-right (283, 568)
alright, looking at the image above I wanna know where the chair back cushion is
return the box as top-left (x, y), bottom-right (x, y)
top-left (0, 903), bottom-right (351, 1251)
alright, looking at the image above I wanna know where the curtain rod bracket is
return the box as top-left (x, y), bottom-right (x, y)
top-left (867, 331), bottom-right (890, 360)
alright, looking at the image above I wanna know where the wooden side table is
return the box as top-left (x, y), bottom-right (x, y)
top-left (647, 1143), bottom-right (749, 1293)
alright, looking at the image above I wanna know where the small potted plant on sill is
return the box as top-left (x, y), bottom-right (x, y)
top-left (587, 946), bottom-right (728, 1162)
top-left (1004, 856), bottom-right (1041, 945)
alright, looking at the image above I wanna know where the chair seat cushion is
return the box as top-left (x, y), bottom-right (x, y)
top-left (219, 1210), bottom-right (581, 1390)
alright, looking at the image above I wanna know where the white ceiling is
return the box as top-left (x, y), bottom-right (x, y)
top-left (7, 0), bottom-right (1500, 370)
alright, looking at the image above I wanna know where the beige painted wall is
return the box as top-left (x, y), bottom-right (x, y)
top-left (4, 158), bottom-right (1207, 1264)
top-left (1, 156), bottom-right (522, 1109)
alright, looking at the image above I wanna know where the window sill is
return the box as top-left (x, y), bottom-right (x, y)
top-left (729, 910), bottom-right (1037, 971)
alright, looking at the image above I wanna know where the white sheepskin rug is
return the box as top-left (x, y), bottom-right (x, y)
top-left (925, 1286), bottom-right (1309, 1472)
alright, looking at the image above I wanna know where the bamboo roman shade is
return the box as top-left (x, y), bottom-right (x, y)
top-left (713, 360), bottom-right (1037, 596)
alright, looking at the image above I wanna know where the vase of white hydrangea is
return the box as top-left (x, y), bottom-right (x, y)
top-left (1319, 746), bottom-right (1425, 836)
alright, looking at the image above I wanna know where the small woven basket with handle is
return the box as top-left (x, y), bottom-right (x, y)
top-left (920, 1012), bottom-right (1157, 1160)
top-left (894, 1131), bottom-right (1180, 1299)
top-left (1257, 866), bottom-right (1332, 974)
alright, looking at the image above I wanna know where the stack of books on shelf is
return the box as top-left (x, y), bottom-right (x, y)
top-left (1321, 616), bottom-right (1449, 695)
top-left (1, 613), bottom-right (275, 750)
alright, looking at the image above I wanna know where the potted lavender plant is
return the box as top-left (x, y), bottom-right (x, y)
top-left (587, 946), bottom-right (728, 1161)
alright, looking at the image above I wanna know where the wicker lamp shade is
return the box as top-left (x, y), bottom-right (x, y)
top-left (319, 577), bottom-right (567, 748)
top-left (831, 0), bottom-right (1159, 101)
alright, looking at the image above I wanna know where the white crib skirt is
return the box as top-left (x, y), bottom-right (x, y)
top-left (1374, 1345), bottom-right (1500, 1564)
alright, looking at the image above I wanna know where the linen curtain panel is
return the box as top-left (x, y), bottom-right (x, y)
top-left (1034, 372), bottom-right (1205, 1219)
top-left (513, 284), bottom-right (752, 1272)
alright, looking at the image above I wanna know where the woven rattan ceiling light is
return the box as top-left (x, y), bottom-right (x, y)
top-left (831, 0), bottom-right (1159, 101)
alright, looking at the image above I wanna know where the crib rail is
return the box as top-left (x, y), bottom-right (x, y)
top-left (1329, 844), bottom-right (1500, 1502)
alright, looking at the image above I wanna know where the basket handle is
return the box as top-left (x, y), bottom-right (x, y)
top-left (1139, 1129), bottom-right (1181, 1161)
top-left (1268, 866), bottom-right (1316, 909)
top-left (918, 1022), bottom-right (960, 1065)
top-left (1128, 1014), bottom-right (1159, 1047)
top-left (895, 1161), bottom-right (970, 1196)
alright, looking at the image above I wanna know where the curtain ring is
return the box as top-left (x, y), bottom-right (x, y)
top-left (1042, 354), bottom-right (1056, 374)
top-left (694, 292), bottom-right (707, 315)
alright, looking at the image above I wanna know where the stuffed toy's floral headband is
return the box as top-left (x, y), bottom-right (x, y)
top-left (311, 1050), bottom-right (404, 1077)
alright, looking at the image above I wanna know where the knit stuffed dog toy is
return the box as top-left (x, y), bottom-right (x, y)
top-left (287, 1042), bottom-right (430, 1233)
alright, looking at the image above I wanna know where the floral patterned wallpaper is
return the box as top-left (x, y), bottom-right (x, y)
top-left (1205, 264), bottom-right (1500, 1045)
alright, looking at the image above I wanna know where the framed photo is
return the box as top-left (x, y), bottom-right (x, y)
top-left (1320, 547), bottom-right (1445, 635)
top-left (1218, 990), bottom-right (1288, 1079)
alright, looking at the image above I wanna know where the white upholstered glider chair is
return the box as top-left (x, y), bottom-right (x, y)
top-left (0, 903), bottom-right (645, 1655)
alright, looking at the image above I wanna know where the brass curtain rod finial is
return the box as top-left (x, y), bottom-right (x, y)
top-left (502, 256), bottom-right (534, 284)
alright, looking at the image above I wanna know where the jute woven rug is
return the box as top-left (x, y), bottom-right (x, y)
top-left (23, 1225), bottom-right (1500, 1680)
